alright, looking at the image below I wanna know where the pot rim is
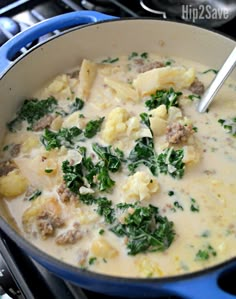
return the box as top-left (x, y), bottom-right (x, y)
top-left (0, 16), bottom-right (236, 284)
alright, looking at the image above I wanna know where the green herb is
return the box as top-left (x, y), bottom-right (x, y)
top-left (97, 166), bottom-right (115, 192)
top-left (202, 69), bottom-right (218, 74)
top-left (44, 169), bottom-right (53, 173)
top-left (128, 52), bottom-right (148, 60)
top-left (28, 190), bottom-right (42, 201)
top-left (165, 58), bottom-right (175, 66)
top-left (140, 52), bottom-right (148, 59)
top-left (195, 245), bottom-right (217, 261)
top-left (188, 94), bottom-right (201, 101)
top-left (92, 143), bottom-right (123, 172)
top-left (96, 197), bottom-right (115, 223)
top-left (145, 88), bottom-right (182, 111)
top-left (174, 201), bottom-right (184, 211)
top-left (69, 97), bottom-right (84, 113)
top-left (128, 137), bottom-right (158, 176)
top-left (111, 204), bottom-right (175, 255)
top-left (88, 257), bottom-right (97, 265)
top-left (190, 198), bottom-right (200, 212)
top-left (41, 126), bottom-right (83, 150)
top-left (140, 112), bottom-right (153, 136)
top-left (3, 145), bottom-right (9, 151)
top-left (168, 190), bottom-right (174, 196)
top-left (84, 117), bottom-right (104, 138)
top-left (192, 126), bottom-right (198, 132)
top-left (201, 230), bottom-right (211, 238)
top-left (99, 229), bottom-right (105, 235)
top-left (128, 52), bottom-right (138, 60)
top-left (79, 114), bottom-right (85, 118)
top-left (157, 147), bottom-right (185, 179)
top-left (62, 160), bottom-right (84, 194)
top-left (7, 97), bottom-right (58, 132)
top-left (218, 118), bottom-right (236, 136)
top-left (102, 57), bottom-right (119, 64)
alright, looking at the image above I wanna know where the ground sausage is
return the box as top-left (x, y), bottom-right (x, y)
top-left (10, 144), bottom-right (21, 157)
top-left (0, 160), bottom-right (17, 176)
top-left (57, 182), bottom-right (79, 203)
top-left (32, 114), bottom-right (55, 132)
top-left (37, 210), bottom-right (64, 237)
top-left (189, 78), bottom-right (205, 95)
top-left (166, 122), bottom-right (193, 144)
top-left (56, 223), bottom-right (83, 245)
top-left (138, 61), bottom-right (165, 73)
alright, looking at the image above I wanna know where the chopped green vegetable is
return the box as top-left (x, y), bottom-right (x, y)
top-left (44, 169), bottom-right (53, 173)
top-left (188, 94), bottom-right (201, 101)
top-left (41, 126), bottom-right (83, 150)
top-left (202, 69), bottom-right (218, 74)
top-left (84, 117), bottom-right (104, 138)
top-left (195, 245), bottom-right (217, 261)
top-left (145, 88), bottom-right (182, 111)
top-left (128, 52), bottom-right (148, 60)
top-left (157, 147), bottom-right (185, 179)
top-left (97, 166), bottom-right (115, 192)
top-left (92, 143), bottom-right (122, 172)
top-left (140, 52), bottom-right (148, 59)
top-left (2, 145), bottom-right (9, 151)
top-left (111, 204), bottom-right (175, 255)
top-left (99, 229), bottom-right (105, 235)
top-left (174, 201), bottom-right (184, 211)
top-left (218, 117), bottom-right (236, 136)
top-left (62, 160), bottom-right (84, 194)
top-left (69, 97), bottom-right (84, 113)
top-left (140, 112), bottom-right (153, 136)
top-left (102, 57), bottom-right (119, 64)
top-left (168, 190), bottom-right (175, 196)
top-left (190, 198), bottom-right (200, 212)
top-left (201, 230), bottom-right (211, 238)
top-left (28, 190), bottom-right (42, 201)
top-left (88, 257), bottom-right (97, 265)
top-left (128, 137), bottom-right (158, 176)
top-left (96, 197), bottom-right (115, 223)
top-left (128, 52), bottom-right (138, 60)
top-left (7, 97), bottom-right (57, 132)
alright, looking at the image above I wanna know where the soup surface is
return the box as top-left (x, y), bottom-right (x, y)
top-left (0, 52), bottom-right (236, 278)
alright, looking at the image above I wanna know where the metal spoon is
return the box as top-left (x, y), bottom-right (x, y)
top-left (197, 46), bottom-right (236, 113)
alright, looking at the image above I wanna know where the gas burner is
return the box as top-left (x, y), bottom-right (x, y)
top-left (81, 0), bottom-right (117, 14)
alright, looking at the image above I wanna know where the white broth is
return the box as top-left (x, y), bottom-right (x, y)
top-left (0, 52), bottom-right (236, 278)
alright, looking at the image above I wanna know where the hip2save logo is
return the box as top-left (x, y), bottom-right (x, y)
top-left (182, 4), bottom-right (229, 23)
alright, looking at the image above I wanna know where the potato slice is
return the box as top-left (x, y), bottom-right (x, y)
top-left (76, 59), bottom-right (98, 100)
top-left (133, 66), bottom-right (195, 96)
top-left (104, 77), bottom-right (138, 102)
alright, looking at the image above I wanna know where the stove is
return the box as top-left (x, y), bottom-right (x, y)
top-left (0, 1), bottom-right (235, 298)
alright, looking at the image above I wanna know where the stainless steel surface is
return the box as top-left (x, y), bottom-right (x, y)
top-left (198, 46), bottom-right (236, 113)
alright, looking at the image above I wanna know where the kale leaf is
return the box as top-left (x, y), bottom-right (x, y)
top-left (69, 97), bottom-right (84, 113)
top-left (84, 117), bottom-right (105, 138)
top-left (41, 126), bottom-right (83, 150)
top-left (111, 204), bottom-right (175, 255)
top-left (145, 88), bottom-right (182, 111)
top-left (7, 97), bottom-right (57, 132)
top-left (218, 117), bottom-right (236, 136)
top-left (92, 143), bottom-right (123, 173)
top-left (62, 160), bottom-right (84, 194)
top-left (157, 147), bottom-right (185, 179)
top-left (128, 137), bottom-right (158, 176)
top-left (195, 245), bottom-right (217, 261)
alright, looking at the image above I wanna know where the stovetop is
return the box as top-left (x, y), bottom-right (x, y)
top-left (0, 1), bottom-right (235, 298)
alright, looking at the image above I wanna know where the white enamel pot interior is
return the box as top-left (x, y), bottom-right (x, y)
top-left (0, 18), bottom-right (236, 299)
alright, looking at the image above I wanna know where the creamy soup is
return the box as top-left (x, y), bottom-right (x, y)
top-left (0, 52), bottom-right (236, 278)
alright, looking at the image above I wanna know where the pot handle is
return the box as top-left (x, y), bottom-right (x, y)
top-left (165, 270), bottom-right (236, 299)
top-left (0, 11), bottom-right (116, 75)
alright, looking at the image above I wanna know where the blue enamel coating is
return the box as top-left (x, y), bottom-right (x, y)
top-left (0, 10), bottom-right (236, 298)
top-left (0, 11), bottom-right (116, 75)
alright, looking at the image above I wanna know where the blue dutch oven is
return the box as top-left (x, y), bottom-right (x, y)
top-left (0, 11), bottom-right (235, 299)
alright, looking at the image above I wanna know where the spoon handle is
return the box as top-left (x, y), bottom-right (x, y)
top-left (198, 46), bottom-right (236, 113)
